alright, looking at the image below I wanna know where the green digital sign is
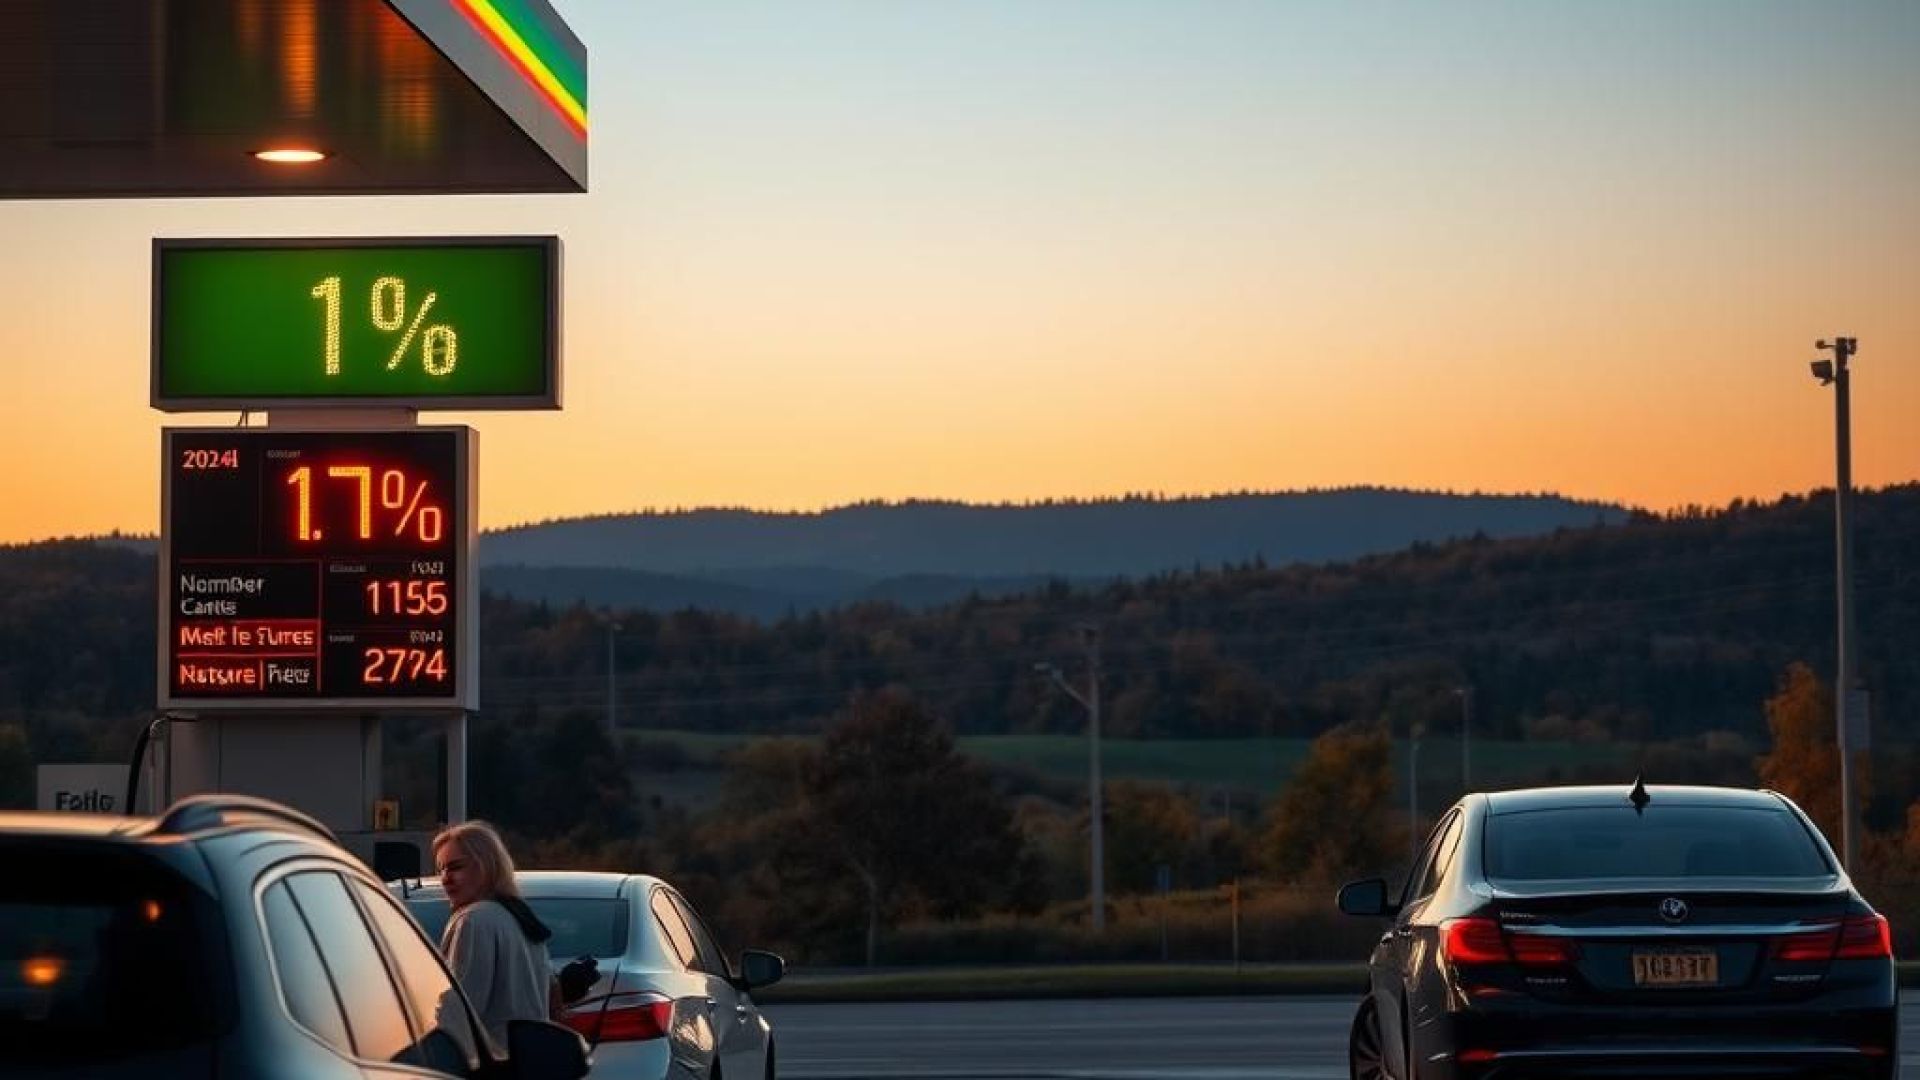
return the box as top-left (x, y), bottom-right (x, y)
top-left (154, 237), bottom-right (560, 410)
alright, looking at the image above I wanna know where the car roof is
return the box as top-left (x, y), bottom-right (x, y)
top-left (1485, 784), bottom-right (1786, 816)
top-left (0, 811), bottom-right (153, 838)
top-left (403, 870), bottom-right (664, 901)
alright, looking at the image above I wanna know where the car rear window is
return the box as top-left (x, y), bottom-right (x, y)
top-left (1485, 805), bottom-right (1833, 881)
top-left (0, 841), bottom-right (232, 1063)
top-left (406, 896), bottom-right (630, 959)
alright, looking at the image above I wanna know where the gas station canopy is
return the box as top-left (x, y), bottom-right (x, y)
top-left (0, 0), bottom-right (586, 198)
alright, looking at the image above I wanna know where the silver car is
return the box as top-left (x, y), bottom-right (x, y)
top-left (400, 872), bottom-right (783, 1080)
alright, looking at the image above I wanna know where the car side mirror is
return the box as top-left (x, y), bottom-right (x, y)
top-left (739, 949), bottom-right (786, 990)
top-left (506, 1019), bottom-right (590, 1080)
top-left (1337, 878), bottom-right (1395, 918)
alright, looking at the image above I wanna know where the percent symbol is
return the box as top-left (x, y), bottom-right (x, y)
top-left (372, 277), bottom-right (459, 377)
top-left (380, 469), bottom-right (445, 543)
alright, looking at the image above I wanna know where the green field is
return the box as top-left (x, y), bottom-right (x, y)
top-left (620, 730), bottom-right (1639, 807)
top-left (960, 735), bottom-right (1633, 790)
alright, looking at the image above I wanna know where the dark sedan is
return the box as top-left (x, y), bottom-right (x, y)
top-left (1338, 783), bottom-right (1897, 1080)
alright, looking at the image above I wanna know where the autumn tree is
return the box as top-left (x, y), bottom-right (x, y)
top-left (1104, 780), bottom-right (1202, 894)
top-left (467, 704), bottom-right (642, 855)
top-left (1258, 722), bottom-right (1399, 883)
top-left (673, 737), bottom-right (823, 953)
top-left (798, 688), bottom-right (1034, 965)
top-left (1755, 662), bottom-right (1863, 844)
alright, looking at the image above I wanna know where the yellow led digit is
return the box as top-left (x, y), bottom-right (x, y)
top-left (286, 466), bottom-right (313, 540)
top-left (423, 324), bottom-right (458, 376)
top-left (309, 276), bottom-right (341, 375)
top-left (327, 465), bottom-right (373, 539)
top-left (372, 276), bottom-right (405, 333)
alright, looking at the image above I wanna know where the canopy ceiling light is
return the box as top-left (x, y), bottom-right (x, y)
top-left (253, 148), bottom-right (330, 164)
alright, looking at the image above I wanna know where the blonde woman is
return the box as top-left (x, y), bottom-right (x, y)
top-left (431, 821), bottom-right (555, 1050)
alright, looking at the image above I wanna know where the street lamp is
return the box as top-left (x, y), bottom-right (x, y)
top-left (1037, 623), bottom-right (1104, 932)
top-left (1811, 336), bottom-right (1862, 871)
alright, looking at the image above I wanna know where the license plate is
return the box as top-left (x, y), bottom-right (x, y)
top-left (1632, 948), bottom-right (1719, 987)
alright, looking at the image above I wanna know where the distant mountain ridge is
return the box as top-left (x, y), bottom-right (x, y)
top-left (487, 489), bottom-right (1628, 575)
top-left (480, 488), bottom-right (1629, 615)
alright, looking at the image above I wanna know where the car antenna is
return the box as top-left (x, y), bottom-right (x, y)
top-left (1629, 775), bottom-right (1650, 814)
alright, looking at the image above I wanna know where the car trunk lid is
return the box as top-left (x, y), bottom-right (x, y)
top-left (1487, 879), bottom-right (1857, 1003)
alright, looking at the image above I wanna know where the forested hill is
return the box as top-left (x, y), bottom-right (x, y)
top-left (472, 486), bottom-right (1915, 742)
top-left (484, 489), bottom-right (1627, 577)
top-left (1, 487), bottom-right (1914, 761)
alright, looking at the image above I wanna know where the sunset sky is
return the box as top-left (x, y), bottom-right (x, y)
top-left (1, 0), bottom-right (1916, 543)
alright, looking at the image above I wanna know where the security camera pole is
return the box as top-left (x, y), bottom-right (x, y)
top-left (1810, 336), bottom-right (1861, 871)
top-left (1038, 624), bottom-right (1105, 932)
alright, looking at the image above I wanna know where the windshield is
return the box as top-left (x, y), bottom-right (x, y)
top-left (407, 896), bottom-right (630, 960)
top-left (1484, 805), bottom-right (1834, 882)
top-left (0, 842), bottom-right (232, 1064)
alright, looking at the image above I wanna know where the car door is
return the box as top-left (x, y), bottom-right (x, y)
top-left (650, 887), bottom-right (722, 1068)
top-left (1399, 812), bottom-right (1463, 1066)
top-left (346, 877), bottom-right (490, 1077)
top-left (669, 889), bottom-right (765, 1080)
top-left (258, 873), bottom-right (370, 1079)
top-left (276, 868), bottom-right (470, 1078)
top-left (1376, 811), bottom-right (1459, 1080)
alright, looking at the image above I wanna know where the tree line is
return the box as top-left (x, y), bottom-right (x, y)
top-left (1, 485), bottom-right (1914, 805)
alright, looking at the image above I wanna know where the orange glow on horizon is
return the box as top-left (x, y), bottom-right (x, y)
top-left (0, 3), bottom-right (1915, 543)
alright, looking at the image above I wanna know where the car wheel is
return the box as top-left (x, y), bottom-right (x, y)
top-left (1349, 1000), bottom-right (1391, 1080)
top-left (765, 1041), bottom-right (776, 1080)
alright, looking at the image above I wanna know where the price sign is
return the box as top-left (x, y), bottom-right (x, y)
top-left (153, 237), bottom-right (559, 410)
top-left (160, 428), bottom-right (476, 710)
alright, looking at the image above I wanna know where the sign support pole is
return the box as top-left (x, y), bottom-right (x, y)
top-left (446, 711), bottom-right (468, 825)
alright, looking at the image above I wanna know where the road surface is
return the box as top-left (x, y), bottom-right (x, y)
top-left (766, 995), bottom-right (1920, 1079)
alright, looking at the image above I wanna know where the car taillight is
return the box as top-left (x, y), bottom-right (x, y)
top-left (1505, 931), bottom-right (1577, 966)
top-left (1837, 914), bottom-right (1892, 960)
top-left (1771, 924), bottom-right (1840, 962)
top-left (561, 992), bottom-right (673, 1043)
top-left (1442, 918), bottom-right (1577, 968)
top-left (1771, 914), bottom-right (1891, 962)
top-left (1442, 918), bottom-right (1509, 965)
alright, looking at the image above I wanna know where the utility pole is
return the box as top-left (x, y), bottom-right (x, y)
top-left (1038, 623), bottom-right (1105, 931)
top-left (1810, 337), bottom-right (1861, 871)
top-left (1086, 625), bottom-right (1103, 933)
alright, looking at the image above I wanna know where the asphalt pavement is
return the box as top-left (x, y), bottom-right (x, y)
top-left (765, 995), bottom-right (1920, 1080)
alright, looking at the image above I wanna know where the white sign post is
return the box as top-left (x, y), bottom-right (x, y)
top-left (37, 763), bottom-right (132, 814)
